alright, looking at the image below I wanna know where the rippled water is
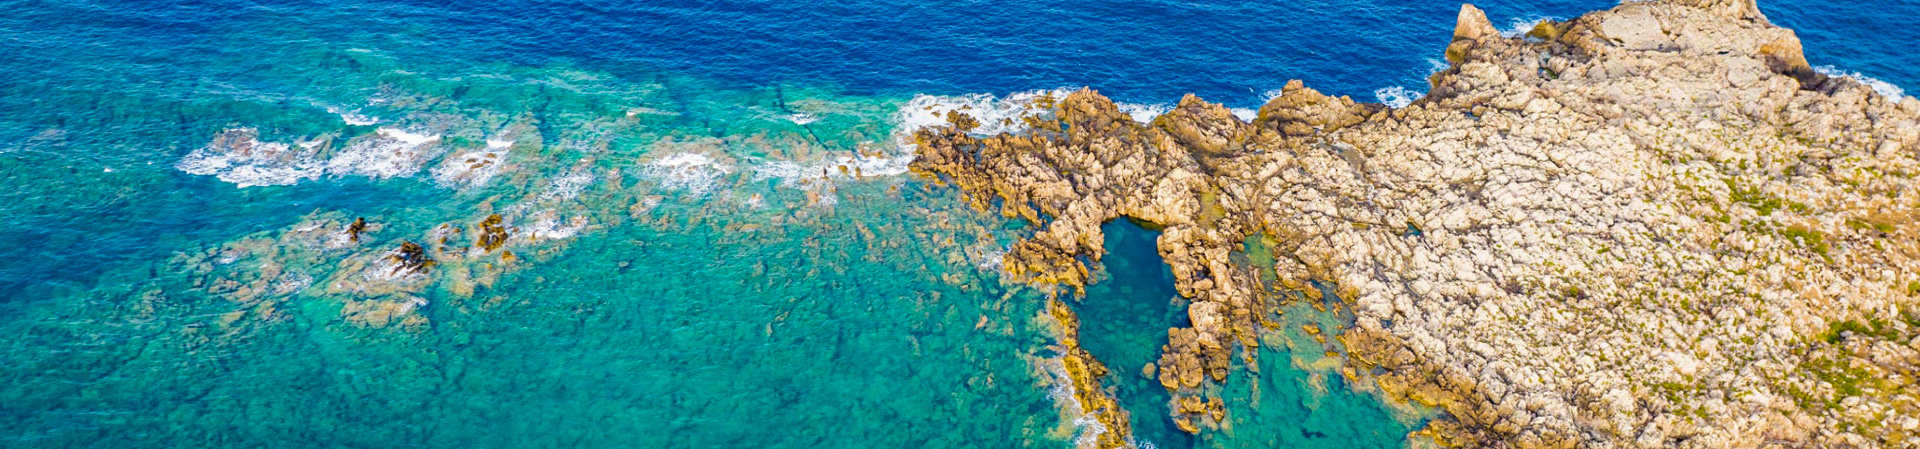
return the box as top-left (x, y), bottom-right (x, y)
top-left (0, 0), bottom-right (1911, 447)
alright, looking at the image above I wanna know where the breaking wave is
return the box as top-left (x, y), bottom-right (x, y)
top-left (895, 90), bottom-right (1066, 136)
top-left (1498, 16), bottom-right (1557, 39)
top-left (1374, 86), bottom-right (1424, 108)
top-left (1115, 102), bottom-right (1171, 124)
top-left (1814, 65), bottom-right (1909, 99)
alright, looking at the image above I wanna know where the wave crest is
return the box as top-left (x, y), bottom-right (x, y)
top-left (1814, 65), bottom-right (1908, 99)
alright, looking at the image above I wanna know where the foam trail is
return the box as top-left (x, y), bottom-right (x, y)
top-left (1813, 65), bottom-right (1908, 99)
top-left (643, 152), bottom-right (734, 195)
top-left (751, 152), bottom-right (913, 184)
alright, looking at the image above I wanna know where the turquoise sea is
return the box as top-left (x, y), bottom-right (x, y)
top-left (0, 1), bottom-right (1911, 447)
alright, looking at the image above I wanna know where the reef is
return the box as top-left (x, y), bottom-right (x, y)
top-left (911, 0), bottom-right (1920, 447)
top-left (475, 214), bottom-right (510, 252)
top-left (386, 241), bottom-right (437, 275)
top-left (347, 217), bottom-right (369, 242)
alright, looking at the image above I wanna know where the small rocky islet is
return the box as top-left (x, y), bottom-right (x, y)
top-left (911, 0), bottom-right (1918, 447)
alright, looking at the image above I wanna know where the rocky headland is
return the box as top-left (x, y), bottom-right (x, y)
top-left (911, 0), bottom-right (1920, 447)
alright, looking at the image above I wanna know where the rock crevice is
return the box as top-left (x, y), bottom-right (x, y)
top-left (912, 1), bottom-right (1920, 447)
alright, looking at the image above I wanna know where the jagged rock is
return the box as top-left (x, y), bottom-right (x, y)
top-left (475, 214), bottom-right (510, 252)
top-left (346, 217), bottom-right (368, 243)
top-left (912, 0), bottom-right (1920, 446)
top-left (386, 241), bottom-right (436, 276)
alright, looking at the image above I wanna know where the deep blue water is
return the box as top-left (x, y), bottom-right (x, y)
top-left (0, 0), bottom-right (1913, 447)
top-left (9, 1), bottom-right (1909, 109)
top-left (0, 0), bottom-right (1911, 297)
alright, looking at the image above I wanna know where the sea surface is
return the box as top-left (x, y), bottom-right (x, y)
top-left (0, 1), bottom-right (1911, 448)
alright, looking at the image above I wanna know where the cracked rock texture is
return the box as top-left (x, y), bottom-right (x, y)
top-left (911, 0), bottom-right (1920, 447)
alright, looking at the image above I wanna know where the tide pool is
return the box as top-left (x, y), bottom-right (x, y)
top-left (1076, 220), bottom-right (1192, 448)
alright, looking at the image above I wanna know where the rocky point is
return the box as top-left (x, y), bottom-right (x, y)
top-left (910, 0), bottom-right (1920, 447)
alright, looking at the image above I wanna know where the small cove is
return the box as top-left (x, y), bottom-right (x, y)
top-left (1081, 221), bottom-right (1424, 448)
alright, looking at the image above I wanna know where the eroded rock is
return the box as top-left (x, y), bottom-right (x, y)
top-left (912, 1), bottom-right (1920, 447)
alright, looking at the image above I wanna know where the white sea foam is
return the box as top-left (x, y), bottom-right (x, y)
top-left (1040, 357), bottom-right (1113, 449)
top-left (624, 107), bottom-right (679, 118)
top-left (426, 138), bottom-right (515, 188)
top-left (750, 151), bottom-right (915, 184)
top-left (785, 112), bottom-right (819, 125)
top-left (1813, 65), bottom-right (1908, 99)
top-left (896, 89), bottom-right (1067, 137)
top-left (1230, 107), bottom-right (1258, 122)
top-left (175, 128), bottom-right (328, 188)
top-left (1375, 86), bottom-right (1425, 109)
top-left (837, 89), bottom-right (1067, 186)
top-left (972, 244), bottom-right (1009, 273)
top-left (1499, 16), bottom-right (1557, 39)
top-left (526, 212), bottom-right (587, 240)
top-left (325, 106), bottom-right (381, 126)
top-left (1115, 102), bottom-right (1170, 124)
top-left (324, 127), bottom-right (444, 179)
top-left (362, 252), bottom-right (428, 283)
top-left (542, 169), bottom-right (596, 200)
top-left (810, 184), bottom-right (841, 207)
top-left (643, 152), bottom-right (734, 195)
top-left (1259, 88), bottom-right (1286, 103)
top-left (183, 126), bottom-right (455, 187)
top-left (703, 91), bottom-right (1052, 189)
top-left (396, 295), bottom-right (429, 314)
top-left (432, 148), bottom-right (508, 189)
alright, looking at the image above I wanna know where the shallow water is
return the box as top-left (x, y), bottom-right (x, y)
top-left (0, 0), bottom-right (1913, 447)
top-left (1077, 220), bottom-right (1192, 448)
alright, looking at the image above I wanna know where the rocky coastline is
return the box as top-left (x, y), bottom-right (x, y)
top-left (910, 1), bottom-right (1920, 447)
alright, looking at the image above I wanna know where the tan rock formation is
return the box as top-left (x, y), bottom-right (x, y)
top-left (911, 1), bottom-right (1920, 447)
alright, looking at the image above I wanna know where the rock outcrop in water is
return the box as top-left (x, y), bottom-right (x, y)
top-left (912, 0), bottom-right (1920, 446)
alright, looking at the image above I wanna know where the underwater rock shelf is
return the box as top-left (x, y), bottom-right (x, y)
top-left (910, 0), bottom-right (1920, 447)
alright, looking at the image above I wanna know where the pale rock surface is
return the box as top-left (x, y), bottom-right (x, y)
top-left (912, 0), bottom-right (1920, 447)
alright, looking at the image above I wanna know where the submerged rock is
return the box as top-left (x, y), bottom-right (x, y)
top-left (912, 0), bottom-right (1920, 447)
